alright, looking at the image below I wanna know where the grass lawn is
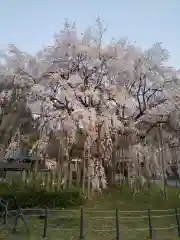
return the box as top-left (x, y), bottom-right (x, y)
top-left (1, 184), bottom-right (180, 239)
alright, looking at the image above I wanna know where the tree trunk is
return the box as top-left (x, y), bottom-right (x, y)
top-left (87, 157), bottom-right (91, 199)
top-left (105, 165), bottom-right (113, 187)
top-left (56, 143), bottom-right (62, 191)
top-left (158, 125), bottom-right (167, 200)
top-left (81, 152), bottom-right (86, 194)
top-left (111, 149), bottom-right (116, 185)
top-left (67, 158), bottom-right (72, 188)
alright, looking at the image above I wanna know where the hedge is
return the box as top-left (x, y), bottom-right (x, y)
top-left (0, 183), bottom-right (84, 209)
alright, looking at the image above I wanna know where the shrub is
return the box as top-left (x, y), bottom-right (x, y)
top-left (0, 182), bottom-right (84, 209)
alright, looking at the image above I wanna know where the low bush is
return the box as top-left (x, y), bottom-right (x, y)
top-left (0, 182), bottom-right (83, 209)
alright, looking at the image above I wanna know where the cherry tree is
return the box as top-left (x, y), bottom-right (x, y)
top-left (0, 19), bottom-right (179, 197)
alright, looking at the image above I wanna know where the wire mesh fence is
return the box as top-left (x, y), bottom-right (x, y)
top-left (1, 207), bottom-right (180, 239)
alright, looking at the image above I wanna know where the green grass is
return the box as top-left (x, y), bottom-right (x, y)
top-left (1, 184), bottom-right (180, 240)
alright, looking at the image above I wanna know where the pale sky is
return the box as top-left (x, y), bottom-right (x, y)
top-left (0, 0), bottom-right (179, 68)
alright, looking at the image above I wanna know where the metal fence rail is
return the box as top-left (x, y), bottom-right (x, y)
top-left (0, 206), bottom-right (180, 239)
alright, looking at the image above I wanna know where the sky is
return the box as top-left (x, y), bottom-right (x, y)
top-left (0, 0), bottom-right (179, 68)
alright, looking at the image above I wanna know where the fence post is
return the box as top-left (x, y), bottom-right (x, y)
top-left (79, 208), bottom-right (84, 240)
top-left (115, 209), bottom-right (120, 240)
top-left (3, 202), bottom-right (8, 225)
top-left (12, 207), bottom-right (29, 234)
top-left (0, 198), bottom-right (8, 225)
top-left (12, 214), bottom-right (19, 233)
top-left (175, 208), bottom-right (180, 236)
top-left (43, 207), bottom-right (48, 238)
top-left (148, 209), bottom-right (153, 239)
